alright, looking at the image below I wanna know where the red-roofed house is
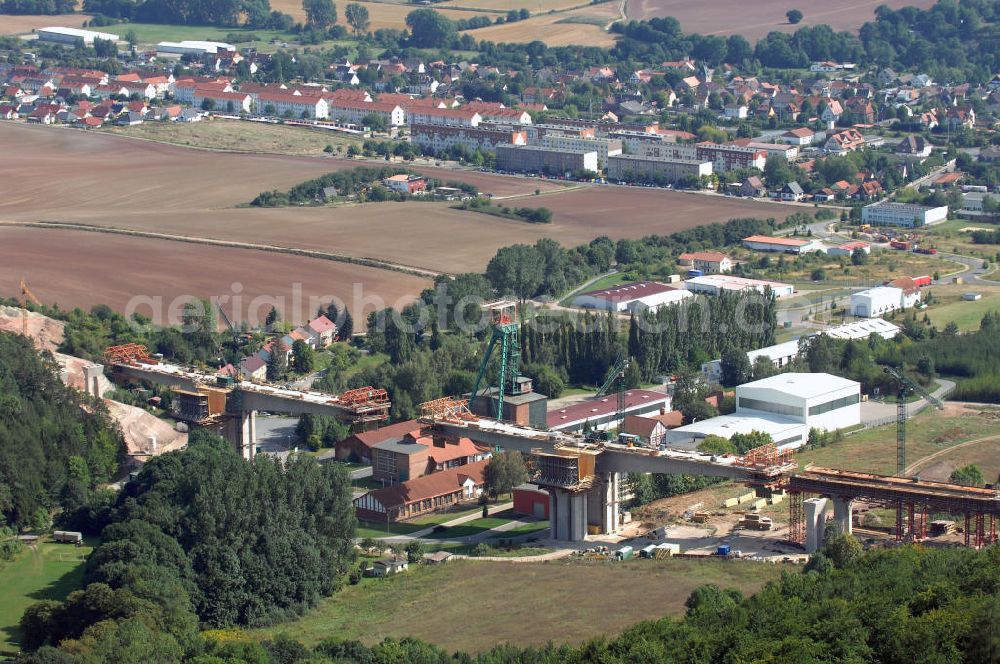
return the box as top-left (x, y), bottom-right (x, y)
top-left (621, 415), bottom-right (667, 446)
top-left (306, 315), bottom-right (337, 347)
top-left (354, 459), bottom-right (489, 522)
top-left (677, 251), bottom-right (732, 274)
top-left (335, 419), bottom-right (422, 463)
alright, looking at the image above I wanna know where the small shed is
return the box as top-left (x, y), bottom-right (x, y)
top-left (372, 556), bottom-right (409, 576)
top-left (423, 551), bottom-right (453, 564)
top-left (963, 292), bottom-right (982, 301)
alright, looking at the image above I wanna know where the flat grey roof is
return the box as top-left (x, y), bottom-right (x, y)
top-left (372, 438), bottom-right (425, 455)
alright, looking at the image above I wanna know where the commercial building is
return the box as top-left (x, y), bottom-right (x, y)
top-left (861, 201), bottom-right (948, 228)
top-left (37, 27), bottom-right (119, 45)
top-left (822, 318), bottom-right (900, 340)
top-left (850, 286), bottom-right (905, 318)
top-left (573, 281), bottom-right (693, 313)
top-left (548, 389), bottom-right (671, 433)
top-left (495, 145), bottom-right (598, 175)
top-left (742, 234), bottom-right (825, 254)
top-left (354, 460), bottom-right (489, 523)
top-left (684, 274), bottom-right (795, 298)
top-left (826, 241), bottom-right (871, 257)
top-left (606, 154), bottom-right (712, 183)
top-left (156, 40), bottom-right (234, 57)
top-left (677, 251), bottom-right (732, 274)
top-left (700, 339), bottom-right (802, 383)
top-left (665, 373), bottom-right (861, 450)
top-left (410, 123), bottom-right (527, 155)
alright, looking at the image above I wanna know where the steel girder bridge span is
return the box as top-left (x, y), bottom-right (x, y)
top-left (786, 466), bottom-right (1000, 551)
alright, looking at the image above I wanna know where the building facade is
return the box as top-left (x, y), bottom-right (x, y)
top-left (606, 154), bottom-right (712, 183)
top-left (861, 202), bottom-right (949, 228)
top-left (495, 145), bottom-right (598, 175)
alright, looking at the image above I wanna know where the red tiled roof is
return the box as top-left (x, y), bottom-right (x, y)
top-left (308, 315), bottom-right (335, 334)
top-left (679, 251), bottom-right (729, 263)
top-left (578, 281), bottom-right (678, 302)
top-left (743, 235), bottom-right (810, 247)
top-left (362, 459), bottom-right (489, 507)
top-left (547, 389), bottom-right (669, 427)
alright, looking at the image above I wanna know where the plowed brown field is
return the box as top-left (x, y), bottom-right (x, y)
top-left (0, 226), bottom-right (429, 327)
top-left (626, 0), bottom-right (936, 42)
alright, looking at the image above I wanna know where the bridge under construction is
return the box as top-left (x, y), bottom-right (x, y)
top-left (418, 397), bottom-right (1000, 548)
top-left (104, 344), bottom-right (389, 459)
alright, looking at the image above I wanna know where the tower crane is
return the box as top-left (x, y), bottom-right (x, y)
top-left (216, 303), bottom-right (245, 384)
top-left (596, 351), bottom-right (631, 435)
top-left (883, 365), bottom-right (945, 476)
top-left (19, 277), bottom-right (42, 339)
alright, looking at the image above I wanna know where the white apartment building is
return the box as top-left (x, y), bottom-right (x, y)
top-left (539, 134), bottom-right (622, 168)
top-left (327, 100), bottom-right (405, 127)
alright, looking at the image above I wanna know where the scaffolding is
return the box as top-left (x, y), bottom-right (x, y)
top-left (788, 491), bottom-right (805, 545)
top-left (419, 396), bottom-right (477, 423)
top-left (104, 343), bottom-right (155, 366)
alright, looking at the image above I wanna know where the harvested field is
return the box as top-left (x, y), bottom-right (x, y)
top-left (463, 3), bottom-right (619, 45)
top-left (269, 0), bottom-right (483, 28)
top-left (0, 13), bottom-right (89, 35)
top-left (625, 0), bottom-right (937, 42)
top-left (0, 122), bottom-right (555, 220)
top-left (105, 118), bottom-right (362, 156)
top-left (443, 0), bottom-right (581, 11)
top-left (533, 186), bottom-right (799, 236)
top-left (0, 226), bottom-right (431, 327)
top-left (1, 123), bottom-right (805, 277)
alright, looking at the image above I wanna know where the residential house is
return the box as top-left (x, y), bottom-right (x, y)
top-left (895, 135), bottom-right (932, 158)
top-left (821, 99), bottom-right (843, 126)
top-left (677, 251), bottom-right (732, 274)
top-left (779, 181), bottom-right (805, 201)
top-left (305, 315), bottom-right (336, 347)
top-left (782, 127), bottom-right (815, 146)
top-left (824, 128), bottom-right (865, 155)
top-left (239, 355), bottom-right (267, 381)
top-left (193, 90), bottom-right (252, 113)
top-left (327, 99), bottom-right (405, 127)
top-left (370, 556), bottom-right (408, 576)
top-left (256, 91), bottom-right (328, 119)
top-left (944, 106), bottom-right (975, 129)
top-left (384, 174), bottom-right (427, 194)
top-left (740, 176), bottom-right (767, 197)
top-left (723, 103), bottom-right (748, 119)
top-left (622, 415), bottom-right (668, 447)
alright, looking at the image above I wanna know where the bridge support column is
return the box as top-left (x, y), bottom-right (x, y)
top-left (587, 472), bottom-right (620, 535)
top-left (549, 489), bottom-right (587, 541)
top-left (832, 497), bottom-right (853, 536)
top-left (804, 497), bottom-right (828, 554)
top-left (224, 410), bottom-right (257, 461)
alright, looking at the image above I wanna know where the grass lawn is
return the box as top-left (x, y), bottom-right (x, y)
top-left (105, 118), bottom-right (362, 157)
top-left (355, 506), bottom-right (485, 539)
top-left (796, 409), bottom-right (1000, 476)
top-left (249, 557), bottom-right (785, 653)
top-left (925, 290), bottom-right (1000, 332)
top-left (0, 538), bottom-right (96, 653)
top-left (485, 520), bottom-right (549, 539)
top-left (424, 516), bottom-right (515, 539)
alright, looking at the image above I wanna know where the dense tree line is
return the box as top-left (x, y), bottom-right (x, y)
top-left (81, 0), bottom-right (282, 28)
top-left (903, 313), bottom-right (1000, 402)
top-left (0, 332), bottom-right (124, 530)
top-left (25, 539), bottom-right (1000, 662)
top-left (20, 430), bottom-right (356, 659)
top-left (0, 0), bottom-right (74, 14)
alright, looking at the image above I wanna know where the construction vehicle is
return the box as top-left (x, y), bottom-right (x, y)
top-left (596, 351), bottom-right (631, 434)
top-left (19, 277), bottom-right (42, 339)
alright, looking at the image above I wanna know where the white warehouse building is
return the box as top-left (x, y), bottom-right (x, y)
top-left (684, 274), bottom-right (795, 298)
top-left (37, 27), bottom-right (119, 45)
top-left (665, 373), bottom-right (861, 450)
top-left (573, 281), bottom-right (692, 313)
top-left (156, 40), bottom-right (235, 56)
top-left (850, 286), bottom-right (905, 318)
top-left (861, 201), bottom-right (948, 228)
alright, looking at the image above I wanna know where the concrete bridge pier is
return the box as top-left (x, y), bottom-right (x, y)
top-left (549, 489), bottom-right (587, 541)
top-left (223, 410), bottom-right (257, 461)
top-left (832, 497), bottom-right (853, 536)
top-left (804, 497), bottom-right (829, 553)
top-left (587, 472), bottom-right (620, 536)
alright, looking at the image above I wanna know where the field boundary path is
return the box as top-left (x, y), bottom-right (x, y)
top-left (451, 548), bottom-right (574, 562)
top-left (905, 433), bottom-right (1000, 476)
top-left (0, 220), bottom-right (442, 279)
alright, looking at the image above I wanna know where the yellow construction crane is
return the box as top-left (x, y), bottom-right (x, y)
top-left (19, 277), bottom-right (41, 338)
